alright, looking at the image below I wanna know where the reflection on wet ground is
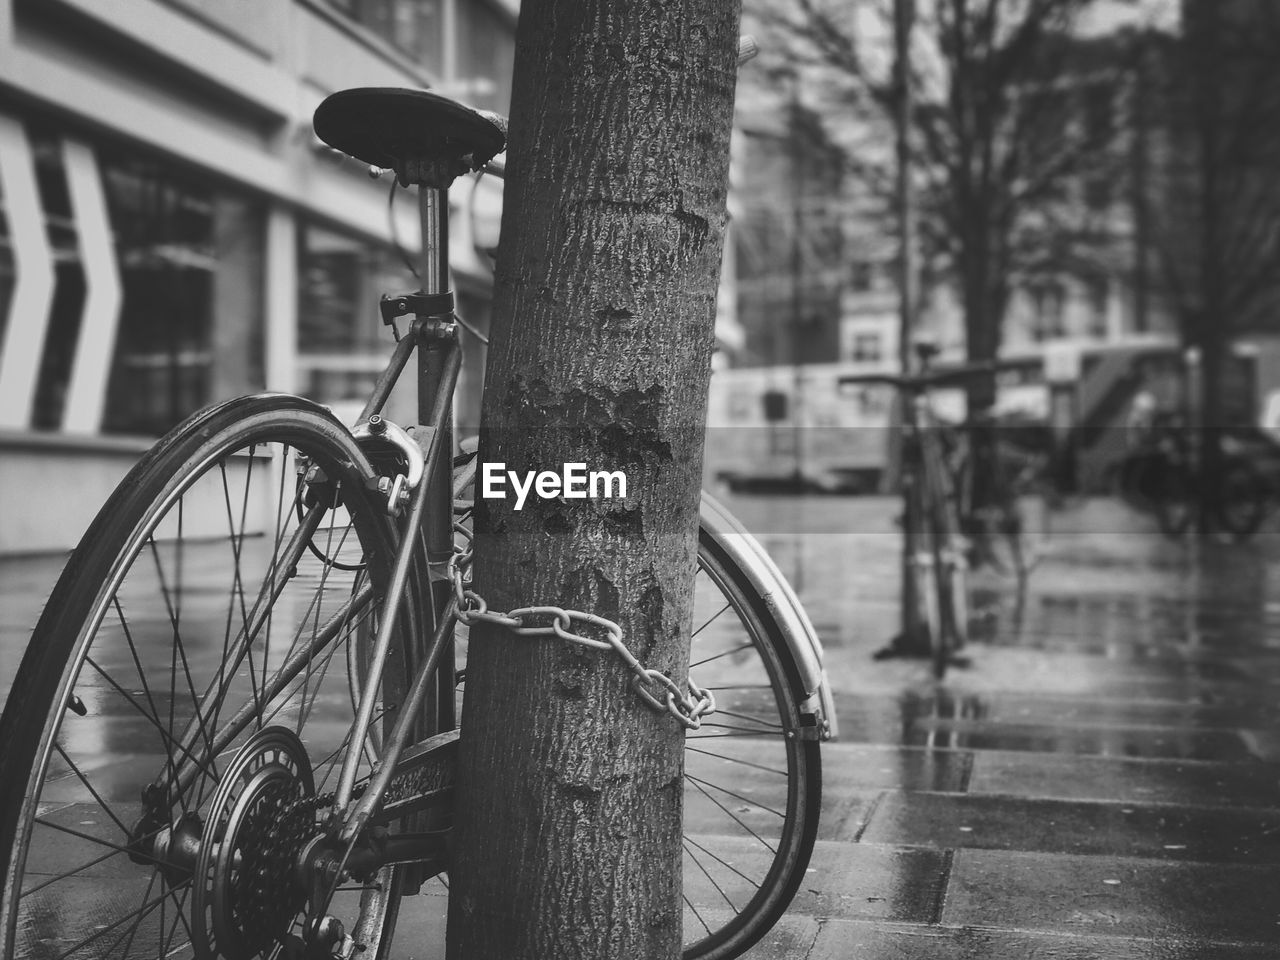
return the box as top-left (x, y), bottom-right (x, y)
top-left (712, 493), bottom-right (1280, 958)
top-left (6, 495), bottom-right (1280, 957)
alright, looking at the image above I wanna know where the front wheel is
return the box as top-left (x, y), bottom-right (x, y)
top-left (438, 467), bottom-right (823, 960)
top-left (679, 531), bottom-right (822, 960)
top-left (0, 395), bottom-right (423, 959)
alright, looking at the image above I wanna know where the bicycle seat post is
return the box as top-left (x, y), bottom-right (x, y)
top-left (419, 187), bottom-right (449, 302)
top-left (415, 184), bottom-right (455, 731)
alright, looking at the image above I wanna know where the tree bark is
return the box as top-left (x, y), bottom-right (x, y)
top-left (447, 3), bottom-right (742, 958)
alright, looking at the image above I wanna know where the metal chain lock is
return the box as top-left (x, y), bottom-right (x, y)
top-left (447, 529), bottom-right (716, 730)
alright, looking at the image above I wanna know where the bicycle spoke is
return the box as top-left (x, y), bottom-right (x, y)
top-left (204, 454), bottom-right (257, 805)
top-left (710, 708), bottom-right (783, 731)
top-left (81, 655), bottom-right (220, 793)
top-left (48, 886), bottom-right (171, 960)
top-left (115, 869), bottom-right (160, 958)
top-left (685, 832), bottom-right (763, 889)
top-left (147, 518), bottom-right (220, 795)
top-left (683, 836), bottom-right (739, 911)
top-left (20, 845), bottom-right (125, 899)
top-left (693, 720), bottom-right (782, 736)
top-left (685, 776), bottom-right (780, 851)
top-left (686, 772), bottom-right (786, 820)
top-left (112, 596), bottom-right (195, 798)
top-left (51, 743), bottom-right (132, 836)
top-left (692, 600), bottom-right (732, 639)
top-left (682, 888), bottom-right (713, 939)
top-left (160, 883), bottom-right (194, 958)
top-left (689, 641), bottom-right (756, 670)
top-left (685, 744), bottom-right (787, 777)
top-left (32, 817), bottom-right (154, 861)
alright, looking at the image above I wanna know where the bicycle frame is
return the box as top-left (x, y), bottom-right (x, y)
top-left (150, 184), bottom-right (466, 876)
top-left (325, 185), bottom-right (464, 848)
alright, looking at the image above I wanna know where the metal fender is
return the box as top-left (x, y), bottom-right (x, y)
top-left (699, 491), bottom-right (838, 741)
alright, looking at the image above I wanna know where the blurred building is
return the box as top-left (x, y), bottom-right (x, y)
top-left (732, 94), bottom-right (847, 368)
top-left (0, 0), bottom-right (514, 553)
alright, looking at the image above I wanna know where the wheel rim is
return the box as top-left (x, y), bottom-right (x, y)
top-left (678, 548), bottom-right (812, 958)
top-left (4, 423), bottom-right (401, 959)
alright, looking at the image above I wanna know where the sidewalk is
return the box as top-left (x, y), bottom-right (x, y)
top-left (4, 497), bottom-right (1280, 957)
top-left (730, 494), bottom-right (1280, 959)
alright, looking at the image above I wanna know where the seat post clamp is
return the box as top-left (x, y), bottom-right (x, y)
top-left (380, 291), bottom-right (455, 325)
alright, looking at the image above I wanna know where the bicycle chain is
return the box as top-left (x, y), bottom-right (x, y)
top-left (447, 525), bottom-right (716, 730)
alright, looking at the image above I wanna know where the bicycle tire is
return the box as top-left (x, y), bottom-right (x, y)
top-left (0, 394), bottom-right (424, 960)
top-left (1216, 457), bottom-right (1268, 539)
top-left (1154, 464), bottom-right (1196, 538)
top-left (981, 501), bottom-right (1034, 581)
top-left (923, 444), bottom-right (966, 680)
top-left (679, 530), bottom-right (822, 960)
top-left (927, 503), bottom-right (954, 680)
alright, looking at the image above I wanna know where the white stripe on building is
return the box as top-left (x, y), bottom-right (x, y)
top-left (0, 114), bottom-right (54, 429)
top-left (62, 138), bottom-right (123, 433)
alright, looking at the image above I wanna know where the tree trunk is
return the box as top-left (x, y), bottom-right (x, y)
top-left (447, 3), bottom-right (742, 958)
top-left (960, 225), bottom-right (1006, 514)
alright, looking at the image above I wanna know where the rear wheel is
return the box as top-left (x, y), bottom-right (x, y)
top-left (1216, 458), bottom-right (1268, 539)
top-left (928, 509), bottom-right (967, 681)
top-left (0, 395), bottom-right (421, 959)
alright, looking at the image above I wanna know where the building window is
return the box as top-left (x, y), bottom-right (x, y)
top-left (297, 222), bottom-right (417, 424)
top-left (851, 331), bottom-right (882, 362)
top-left (1086, 277), bottom-right (1109, 339)
top-left (458, 0), bottom-right (514, 111)
top-left (1031, 282), bottom-right (1066, 342)
top-left (334, 0), bottom-right (445, 69)
top-left (99, 149), bottom-right (266, 436)
top-left (849, 261), bottom-right (873, 292)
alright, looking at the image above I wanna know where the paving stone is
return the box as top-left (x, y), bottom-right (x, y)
top-left (808, 918), bottom-right (1280, 959)
top-left (819, 742), bottom-right (973, 792)
top-left (943, 849), bottom-right (1280, 945)
top-left (788, 841), bottom-right (951, 924)
top-left (871, 718), bottom-right (1256, 762)
top-left (860, 791), bottom-right (1280, 863)
top-left (894, 690), bottom-right (1280, 730)
top-left (968, 750), bottom-right (1280, 808)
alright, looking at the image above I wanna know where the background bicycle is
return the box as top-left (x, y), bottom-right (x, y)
top-left (842, 351), bottom-right (1050, 679)
top-left (1115, 411), bottom-right (1280, 539)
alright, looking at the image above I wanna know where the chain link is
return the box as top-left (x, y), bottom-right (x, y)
top-left (448, 534), bottom-right (715, 729)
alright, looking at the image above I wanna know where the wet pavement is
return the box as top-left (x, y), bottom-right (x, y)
top-left (721, 493), bottom-right (1280, 959)
top-left (4, 494), bottom-right (1280, 957)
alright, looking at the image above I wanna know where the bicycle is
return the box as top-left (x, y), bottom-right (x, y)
top-left (841, 355), bottom-right (1039, 679)
top-left (953, 413), bottom-right (1047, 583)
top-left (0, 40), bottom-right (832, 960)
top-left (1115, 413), bottom-right (1275, 539)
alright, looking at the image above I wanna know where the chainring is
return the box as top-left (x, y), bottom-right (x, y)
top-left (191, 726), bottom-right (318, 960)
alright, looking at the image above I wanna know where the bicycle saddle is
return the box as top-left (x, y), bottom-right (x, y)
top-left (313, 88), bottom-right (507, 175)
